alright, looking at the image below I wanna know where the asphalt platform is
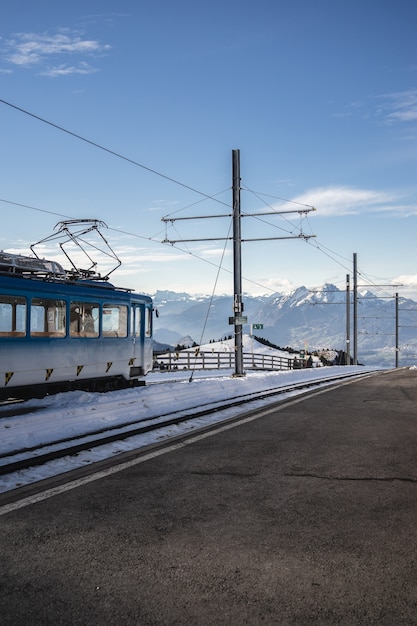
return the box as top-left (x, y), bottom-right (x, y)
top-left (1, 367), bottom-right (417, 625)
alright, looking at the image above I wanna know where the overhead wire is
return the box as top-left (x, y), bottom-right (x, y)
top-left (0, 197), bottom-right (73, 221)
top-left (0, 98), bottom-right (406, 300)
top-left (188, 219), bottom-right (234, 382)
top-left (161, 188), bottom-right (231, 221)
top-left (0, 194), bottom-right (280, 294)
top-left (0, 192), bottom-right (399, 300)
top-left (241, 184), bottom-right (315, 238)
top-left (243, 185), bottom-right (403, 299)
top-left (242, 187), bottom-right (316, 210)
top-left (0, 98), bottom-right (350, 286)
top-left (0, 98), bottom-right (230, 208)
top-left (241, 184), bottom-right (361, 287)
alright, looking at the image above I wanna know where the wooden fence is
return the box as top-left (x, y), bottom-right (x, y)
top-left (153, 350), bottom-right (293, 372)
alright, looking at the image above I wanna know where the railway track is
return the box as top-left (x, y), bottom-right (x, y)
top-left (0, 368), bottom-right (380, 493)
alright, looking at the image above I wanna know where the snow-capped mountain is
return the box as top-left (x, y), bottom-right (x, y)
top-left (152, 286), bottom-right (417, 367)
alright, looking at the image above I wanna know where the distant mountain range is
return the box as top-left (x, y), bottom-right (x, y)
top-left (152, 286), bottom-right (417, 367)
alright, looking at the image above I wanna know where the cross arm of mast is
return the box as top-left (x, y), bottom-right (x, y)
top-left (161, 207), bottom-right (315, 223)
top-left (357, 284), bottom-right (403, 288)
top-left (162, 213), bottom-right (232, 223)
top-left (242, 207), bottom-right (316, 217)
top-left (162, 233), bottom-right (316, 244)
top-left (241, 234), bottom-right (316, 242)
top-left (162, 236), bottom-right (233, 243)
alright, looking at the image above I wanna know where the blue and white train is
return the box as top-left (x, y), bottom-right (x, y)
top-left (0, 251), bottom-right (154, 400)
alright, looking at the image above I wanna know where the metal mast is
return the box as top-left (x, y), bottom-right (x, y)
top-left (161, 150), bottom-right (316, 379)
top-left (353, 253), bottom-right (358, 365)
top-left (232, 149), bottom-right (244, 376)
top-left (346, 274), bottom-right (351, 364)
top-left (395, 292), bottom-right (399, 368)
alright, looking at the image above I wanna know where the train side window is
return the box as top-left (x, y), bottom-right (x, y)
top-left (30, 298), bottom-right (66, 337)
top-left (70, 302), bottom-right (99, 337)
top-left (102, 304), bottom-right (128, 337)
top-left (0, 295), bottom-right (26, 336)
top-left (145, 307), bottom-right (152, 337)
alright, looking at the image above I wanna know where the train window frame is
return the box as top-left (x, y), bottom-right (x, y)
top-left (0, 295), bottom-right (27, 337)
top-left (145, 306), bottom-right (152, 338)
top-left (102, 303), bottom-right (128, 338)
top-left (70, 302), bottom-right (99, 338)
top-left (30, 298), bottom-right (66, 337)
top-left (131, 304), bottom-right (142, 337)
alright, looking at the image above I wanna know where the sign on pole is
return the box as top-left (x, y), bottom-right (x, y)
top-left (229, 316), bottom-right (248, 325)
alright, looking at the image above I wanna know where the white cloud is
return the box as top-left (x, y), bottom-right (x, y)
top-left (391, 274), bottom-right (417, 301)
top-left (199, 247), bottom-right (232, 258)
top-left (119, 249), bottom-right (192, 265)
top-left (247, 276), bottom-right (295, 295)
top-left (393, 274), bottom-right (417, 289)
top-left (40, 62), bottom-right (98, 77)
top-left (378, 89), bottom-right (417, 124)
top-left (2, 30), bottom-right (110, 75)
top-left (277, 186), bottom-right (408, 217)
top-left (332, 100), bottom-right (365, 119)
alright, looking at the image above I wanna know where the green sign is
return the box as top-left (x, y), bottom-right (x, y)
top-left (252, 323), bottom-right (263, 330)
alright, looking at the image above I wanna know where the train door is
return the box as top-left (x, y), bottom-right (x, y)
top-left (143, 304), bottom-right (153, 373)
top-left (131, 303), bottom-right (153, 375)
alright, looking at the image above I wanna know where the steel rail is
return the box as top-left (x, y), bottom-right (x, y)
top-left (0, 370), bottom-right (377, 478)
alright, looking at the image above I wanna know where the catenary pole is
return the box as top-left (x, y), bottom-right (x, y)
top-left (353, 253), bottom-right (358, 365)
top-left (346, 274), bottom-right (351, 364)
top-left (232, 149), bottom-right (244, 376)
top-left (161, 151), bottom-right (315, 378)
top-left (395, 292), bottom-right (399, 368)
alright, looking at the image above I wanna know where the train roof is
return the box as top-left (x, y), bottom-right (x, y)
top-left (0, 251), bottom-right (150, 297)
top-left (0, 251), bottom-right (66, 277)
top-left (0, 251), bottom-right (111, 284)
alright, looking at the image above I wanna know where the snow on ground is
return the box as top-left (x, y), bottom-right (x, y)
top-left (0, 365), bottom-right (380, 494)
top-left (163, 334), bottom-right (330, 362)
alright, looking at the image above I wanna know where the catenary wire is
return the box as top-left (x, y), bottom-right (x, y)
top-left (0, 194), bottom-right (400, 300)
top-left (188, 220), bottom-right (233, 382)
top-left (0, 98), bottom-right (230, 208)
top-left (0, 193), bottom-right (272, 293)
top-left (0, 99), bottom-right (405, 298)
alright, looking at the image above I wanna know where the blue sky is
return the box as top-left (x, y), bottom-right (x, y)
top-left (1, 0), bottom-right (417, 301)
